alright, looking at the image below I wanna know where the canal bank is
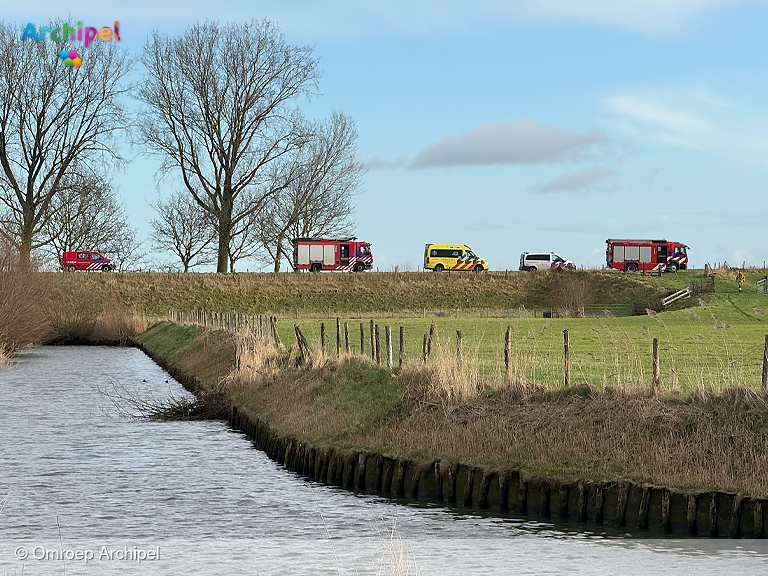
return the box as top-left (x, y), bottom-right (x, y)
top-left (132, 321), bottom-right (768, 539)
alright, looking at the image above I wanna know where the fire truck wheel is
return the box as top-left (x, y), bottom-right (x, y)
top-left (353, 262), bottom-right (365, 272)
top-left (310, 263), bottom-right (322, 272)
top-left (67, 265), bottom-right (76, 272)
top-left (626, 263), bottom-right (639, 272)
top-left (666, 262), bottom-right (678, 273)
top-left (434, 264), bottom-right (444, 272)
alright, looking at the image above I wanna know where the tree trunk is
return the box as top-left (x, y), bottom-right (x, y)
top-left (273, 234), bottom-right (283, 273)
top-left (216, 201), bottom-right (232, 273)
top-left (18, 210), bottom-right (34, 270)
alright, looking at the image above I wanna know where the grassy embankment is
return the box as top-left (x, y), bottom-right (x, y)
top-left (133, 267), bottom-right (768, 498)
top-left (47, 268), bottom-right (662, 318)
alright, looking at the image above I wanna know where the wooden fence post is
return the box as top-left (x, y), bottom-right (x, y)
top-left (370, 319), bottom-right (375, 360)
top-left (762, 335), bottom-right (768, 391)
top-left (423, 334), bottom-right (428, 363)
top-left (563, 329), bottom-right (570, 388)
top-left (652, 337), bottom-right (661, 392)
top-left (294, 324), bottom-right (310, 365)
top-left (456, 330), bottom-right (463, 370)
top-left (320, 322), bottom-right (326, 355)
top-left (344, 322), bottom-right (351, 354)
top-left (399, 326), bottom-right (404, 368)
top-left (385, 326), bottom-right (393, 368)
top-left (336, 317), bottom-right (341, 357)
top-left (375, 324), bottom-right (381, 365)
top-left (426, 321), bottom-right (435, 361)
top-left (504, 326), bottom-right (512, 380)
top-left (360, 322), bottom-right (365, 356)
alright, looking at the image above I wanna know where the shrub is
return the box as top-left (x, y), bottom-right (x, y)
top-left (0, 240), bottom-right (51, 353)
top-left (547, 272), bottom-right (595, 317)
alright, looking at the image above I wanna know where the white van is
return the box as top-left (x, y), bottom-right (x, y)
top-left (519, 252), bottom-right (575, 272)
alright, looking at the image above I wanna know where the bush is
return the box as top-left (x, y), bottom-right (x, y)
top-left (547, 272), bottom-right (595, 317)
top-left (0, 241), bottom-right (51, 354)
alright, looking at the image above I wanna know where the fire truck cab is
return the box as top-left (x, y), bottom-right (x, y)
top-left (606, 239), bottom-right (688, 273)
top-left (292, 237), bottom-right (373, 272)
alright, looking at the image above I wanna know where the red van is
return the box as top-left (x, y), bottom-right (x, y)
top-left (62, 250), bottom-right (114, 271)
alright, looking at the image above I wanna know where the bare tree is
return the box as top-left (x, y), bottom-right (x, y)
top-left (225, 197), bottom-right (260, 272)
top-left (41, 174), bottom-right (131, 266)
top-left (137, 19), bottom-right (319, 273)
top-left (149, 191), bottom-right (215, 272)
top-left (106, 223), bottom-right (145, 272)
top-left (0, 21), bottom-right (132, 268)
top-left (257, 111), bottom-right (364, 272)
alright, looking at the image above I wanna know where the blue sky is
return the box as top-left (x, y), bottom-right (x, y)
top-left (8, 1), bottom-right (768, 270)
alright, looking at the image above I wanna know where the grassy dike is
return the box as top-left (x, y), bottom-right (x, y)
top-left (134, 301), bottom-right (768, 538)
top-left (49, 269), bottom-right (666, 318)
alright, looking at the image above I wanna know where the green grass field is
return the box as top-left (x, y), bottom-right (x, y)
top-left (277, 270), bottom-right (768, 392)
top-left (49, 266), bottom-right (768, 392)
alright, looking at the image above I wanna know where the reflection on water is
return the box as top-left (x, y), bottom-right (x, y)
top-left (1, 346), bottom-right (767, 575)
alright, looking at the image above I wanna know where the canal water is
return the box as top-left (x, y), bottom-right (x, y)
top-left (1, 346), bottom-right (767, 575)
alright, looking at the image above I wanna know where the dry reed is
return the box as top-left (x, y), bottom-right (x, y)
top-left (399, 333), bottom-right (485, 409)
top-left (48, 298), bottom-right (147, 343)
top-left (0, 240), bottom-right (51, 351)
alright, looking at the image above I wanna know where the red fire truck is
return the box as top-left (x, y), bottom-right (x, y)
top-left (606, 239), bottom-right (689, 272)
top-left (292, 237), bottom-right (373, 272)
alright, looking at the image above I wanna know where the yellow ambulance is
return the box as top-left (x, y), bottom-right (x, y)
top-left (423, 244), bottom-right (488, 272)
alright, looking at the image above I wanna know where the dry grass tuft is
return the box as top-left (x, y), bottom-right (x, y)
top-left (94, 302), bottom-right (148, 342)
top-left (399, 338), bottom-right (485, 409)
top-left (373, 519), bottom-right (420, 576)
top-left (0, 241), bottom-right (51, 352)
top-left (48, 298), bottom-right (147, 343)
top-left (229, 325), bottom-right (282, 390)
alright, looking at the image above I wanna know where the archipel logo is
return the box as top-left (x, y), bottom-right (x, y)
top-left (60, 50), bottom-right (81, 68)
top-left (21, 21), bottom-right (120, 48)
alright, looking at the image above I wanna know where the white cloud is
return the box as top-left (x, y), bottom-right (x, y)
top-left (607, 96), bottom-right (714, 150)
top-left (607, 91), bottom-right (768, 167)
top-left (529, 167), bottom-right (616, 194)
top-left (407, 119), bottom-right (609, 169)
